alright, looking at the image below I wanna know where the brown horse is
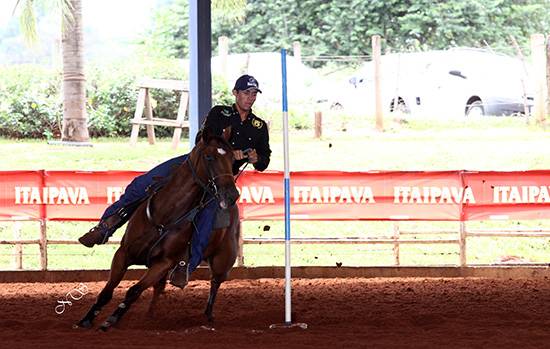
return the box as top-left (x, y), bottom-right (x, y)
top-left (76, 128), bottom-right (240, 331)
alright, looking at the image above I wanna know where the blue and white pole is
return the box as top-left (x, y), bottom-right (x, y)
top-left (281, 48), bottom-right (292, 325)
top-left (270, 49), bottom-right (306, 330)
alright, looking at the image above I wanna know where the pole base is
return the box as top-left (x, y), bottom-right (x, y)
top-left (269, 322), bottom-right (308, 330)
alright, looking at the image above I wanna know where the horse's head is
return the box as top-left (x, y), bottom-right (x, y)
top-left (189, 127), bottom-right (239, 209)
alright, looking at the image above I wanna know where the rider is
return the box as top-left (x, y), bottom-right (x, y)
top-left (78, 74), bottom-right (271, 287)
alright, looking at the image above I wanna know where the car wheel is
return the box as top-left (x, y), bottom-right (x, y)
top-left (466, 100), bottom-right (484, 117)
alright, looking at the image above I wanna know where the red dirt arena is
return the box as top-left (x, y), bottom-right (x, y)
top-left (1, 277), bottom-right (550, 348)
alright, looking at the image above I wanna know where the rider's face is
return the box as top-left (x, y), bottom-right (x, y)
top-left (233, 88), bottom-right (258, 112)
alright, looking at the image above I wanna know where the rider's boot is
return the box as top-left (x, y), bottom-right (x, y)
top-left (78, 213), bottom-right (123, 248)
top-left (169, 260), bottom-right (189, 289)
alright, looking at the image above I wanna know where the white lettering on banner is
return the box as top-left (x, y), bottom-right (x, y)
top-left (493, 186), bottom-right (550, 203)
top-left (107, 187), bottom-right (125, 204)
top-left (238, 186), bottom-right (275, 204)
top-left (293, 186), bottom-right (375, 204)
top-left (393, 186), bottom-right (475, 204)
top-left (14, 187), bottom-right (90, 205)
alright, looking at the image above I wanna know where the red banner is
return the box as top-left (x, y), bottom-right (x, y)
top-left (1, 170), bottom-right (549, 221)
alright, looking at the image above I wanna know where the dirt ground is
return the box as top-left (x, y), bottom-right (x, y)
top-left (1, 277), bottom-right (550, 348)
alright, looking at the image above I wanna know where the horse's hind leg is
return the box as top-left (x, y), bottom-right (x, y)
top-left (99, 260), bottom-right (172, 331)
top-left (147, 275), bottom-right (167, 318)
top-left (76, 248), bottom-right (129, 329)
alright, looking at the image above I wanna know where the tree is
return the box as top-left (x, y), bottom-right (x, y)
top-left (148, 0), bottom-right (550, 61)
top-left (143, 0), bottom-right (246, 58)
top-left (15, 0), bottom-right (90, 142)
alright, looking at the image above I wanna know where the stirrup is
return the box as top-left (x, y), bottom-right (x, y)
top-left (169, 260), bottom-right (189, 289)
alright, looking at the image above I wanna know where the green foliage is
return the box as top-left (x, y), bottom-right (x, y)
top-left (146, 0), bottom-right (550, 61)
top-left (0, 65), bottom-right (62, 139)
top-left (1, 59), bottom-right (233, 139)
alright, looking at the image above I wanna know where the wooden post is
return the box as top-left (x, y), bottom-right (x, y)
top-left (393, 222), bottom-right (400, 266)
top-left (293, 41), bottom-right (302, 62)
top-left (171, 91), bottom-right (189, 149)
top-left (372, 35), bottom-right (383, 131)
top-left (547, 34), bottom-right (550, 118)
top-left (237, 220), bottom-right (244, 266)
top-left (13, 222), bottom-right (23, 270)
top-left (509, 35), bottom-right (531, 118)
top-left (218, 36), bottom-right (229, 81)
top-left (314, 111), bottom-right (322, 138)
top-left (39, 219), bottom-right (48, 271)
top-left (531, 33), bottom-right (548, 124)
top-left (459, 222), bottom-right (466, 267)
top-left (144, 89), bottom-right (156, 144)
top-left (129, 88), bottom-right (146, 145)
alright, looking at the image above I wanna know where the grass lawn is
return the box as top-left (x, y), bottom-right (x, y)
top-left (0, 115), bottom-right (549, 270)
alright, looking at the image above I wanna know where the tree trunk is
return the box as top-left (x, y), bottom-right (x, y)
top-left (61, 0), bottom-right (89, 142)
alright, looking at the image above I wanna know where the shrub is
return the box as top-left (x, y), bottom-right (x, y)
top-left (1, 59), bottom-right (237, 139)
top-left (0, 65), bottom-right (62, 139)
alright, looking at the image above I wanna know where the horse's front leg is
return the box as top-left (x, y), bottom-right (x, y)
top-left (99, 260), bottom-right (172, 331)
top-left (205, 277), bottom-right (223, 323)
top-left (75, 248), bottom-right (129, 329)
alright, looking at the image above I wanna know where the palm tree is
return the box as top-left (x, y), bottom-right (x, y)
top-left (15, 0), bottom-right (245, 143)
top-left (15, 0), bottom-right (89, 142)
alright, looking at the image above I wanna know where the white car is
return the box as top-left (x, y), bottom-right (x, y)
top-left (336, 48), bottom-right (533, 117)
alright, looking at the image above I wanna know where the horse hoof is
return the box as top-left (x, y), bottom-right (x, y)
top-left (74, 319), bottom-right (92, 329)
top-left (99, 322), bottom-right (111, 332)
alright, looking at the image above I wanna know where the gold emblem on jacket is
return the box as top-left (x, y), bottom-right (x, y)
top-left (252, 118), bottom-right (263, 129)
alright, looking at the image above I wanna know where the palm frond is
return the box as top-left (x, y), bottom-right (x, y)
top-left (14, 0), bottom-right (74, 45)
top-left (212, 0), bottom-right (247, 22)
top-left (18, 0), bottom-right (38, 45)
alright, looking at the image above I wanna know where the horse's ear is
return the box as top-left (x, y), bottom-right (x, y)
top-left (221, 126), bottom-right (232, 142)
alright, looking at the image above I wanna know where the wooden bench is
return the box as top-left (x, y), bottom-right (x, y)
top-left (129, 78), bottom-right (189, 149)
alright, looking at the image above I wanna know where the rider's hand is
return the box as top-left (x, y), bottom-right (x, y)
top-left (246, 149), bottom-right (258, 164)
top-left (233, 150), bottom-right (246, 161)
top-left (233, 149), bottom-right (258, 164)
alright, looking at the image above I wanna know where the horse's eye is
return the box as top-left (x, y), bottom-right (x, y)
top-left (205, 155), bottom-right (214, 161)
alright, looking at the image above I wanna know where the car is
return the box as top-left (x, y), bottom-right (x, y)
top-left (330, 48), bottom-right (533, 118)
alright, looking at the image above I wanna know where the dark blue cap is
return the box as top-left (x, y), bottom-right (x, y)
top-left (233, 74), bottom-right (262, 93)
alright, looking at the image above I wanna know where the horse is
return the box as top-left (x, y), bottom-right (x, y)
top-left (75, 128), bottom-right (240, 331)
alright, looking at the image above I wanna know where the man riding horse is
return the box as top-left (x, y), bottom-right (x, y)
top-left (78, 74), bottom-right (271, 288)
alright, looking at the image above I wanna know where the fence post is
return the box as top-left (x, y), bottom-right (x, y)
top-left (237, 220), bottom-right (244, 267)
top-left (293, 41), bottom-right (302, 62)
top-left (372, 35), bottom-right (383, 131)
top-left (393, 222), bottom-right (400, 266)
top-left (459, 222), bottom-right (466, 266)
top-left (39, 219), bottom-right (48, 271)
top-left (509, 35), bottom-right (531, 118)
top-left (546, 34), bottom-right (550, 117)
top-left (314, 111), bottom-right (322, 138)
top-left (218, 36), bottom-right (229, 81)
top-left (531, 33), bottom-right (548, 124)
top-left (13, 222), bottom-right (23, 270)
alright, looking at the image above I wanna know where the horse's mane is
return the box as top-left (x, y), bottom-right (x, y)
top-left (194, 127), bottom-right (234, 155)
top-left (163, 129), bottom-right (233, 185)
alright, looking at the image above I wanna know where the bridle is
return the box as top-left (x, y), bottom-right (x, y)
top-left (187, 151), bottom-right (235, 205)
